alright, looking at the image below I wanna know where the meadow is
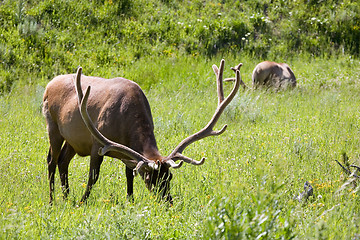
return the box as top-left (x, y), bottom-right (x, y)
top-left (1, 54), bottom-right (360, 239)
top-left (1, 0), bottom-right (360, 238)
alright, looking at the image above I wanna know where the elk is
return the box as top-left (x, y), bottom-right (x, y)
top-left (225, 61), bottom-right (296, 90)
top-left (42, 59), bottom-right (241, 204)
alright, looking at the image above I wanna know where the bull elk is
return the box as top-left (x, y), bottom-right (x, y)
top-left (225, 61), bottom-right (296, 90)
top-left (42, 59), bottom-right (241, 204)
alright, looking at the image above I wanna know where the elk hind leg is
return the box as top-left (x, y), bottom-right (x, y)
top-left (47, 134), bottom-right (64, 204)
top-left (58, 142), bottom-right (76, 200)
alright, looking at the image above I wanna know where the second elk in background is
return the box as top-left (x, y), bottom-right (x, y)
top-left (226, 61), bottom-right (296, 90)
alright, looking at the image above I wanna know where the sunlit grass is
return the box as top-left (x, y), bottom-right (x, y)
top-left (1, 55), bottom-right (360, 239)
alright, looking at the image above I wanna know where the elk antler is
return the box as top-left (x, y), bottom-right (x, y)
top-left (223, 62), bottom-right (248, 90)
top-left (230, 62), bottom-right (243, 72)
top-left (164, 59), bottom-right (241, 166)
top-left (75, 67), bottom-right (160, 173)
top-left (212, 59), bottom-right (225, 105)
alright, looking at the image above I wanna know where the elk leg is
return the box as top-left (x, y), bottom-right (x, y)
top-left (80, 148), bottom-right (104, 203)
top-left (125, 166), bottom-right (134, 202)
top-left (47, 148), bottom-right (57, 204)
top-left (46, 123), bottom-right (64, 204)
top-left (58, 142), bottom-right (75, 200)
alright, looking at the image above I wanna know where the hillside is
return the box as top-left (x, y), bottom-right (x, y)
top-left (0, 0), bottom-right (359, 92)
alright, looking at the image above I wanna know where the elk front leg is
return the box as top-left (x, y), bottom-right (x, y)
top-left (80, 148), bottom-right (104, 203)
top-left (125, 166), bottom-right (134, 202)
top-left (57, 142), bottom-right (76, 200)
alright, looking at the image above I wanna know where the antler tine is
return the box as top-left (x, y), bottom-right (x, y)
top-left (224, 63), bottom-right (247, 90)
top-left (231, 63), bottom-right (243, 72)
top-left (75, 67), bottom-right (158, 173)
top-left (214, 59), bottom-right (225, 105)
top-left (165, 60), bottom-right (240, 166)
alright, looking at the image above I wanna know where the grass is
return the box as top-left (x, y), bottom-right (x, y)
top-left (1, 55), bottom-right (360, 239)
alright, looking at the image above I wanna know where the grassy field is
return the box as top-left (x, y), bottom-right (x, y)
top-left (1, 55), bottom-right (360, 239)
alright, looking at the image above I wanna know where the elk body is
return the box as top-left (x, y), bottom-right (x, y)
top-left (252, 61), bottom-right (296, 89)
top-left (226, 61), bottom-right (296, 90)
top-left (42, 59), bottom-right (240, 204)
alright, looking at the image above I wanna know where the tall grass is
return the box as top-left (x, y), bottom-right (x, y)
top-left (1, 55), bottom-right (360, 239)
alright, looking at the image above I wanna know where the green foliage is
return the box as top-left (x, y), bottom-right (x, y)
top-left (1, 0), bottom-right (360, 93)
top-left (204, 183), bottom-right (295, 239)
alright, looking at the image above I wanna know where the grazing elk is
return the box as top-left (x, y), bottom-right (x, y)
top-left (42, 59), bottom-right (241, 204)
top-left (225, 61), bottom-right (296, 90)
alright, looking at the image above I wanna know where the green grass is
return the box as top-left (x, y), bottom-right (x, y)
top-left (1, 55), bottom-right (360, 239)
